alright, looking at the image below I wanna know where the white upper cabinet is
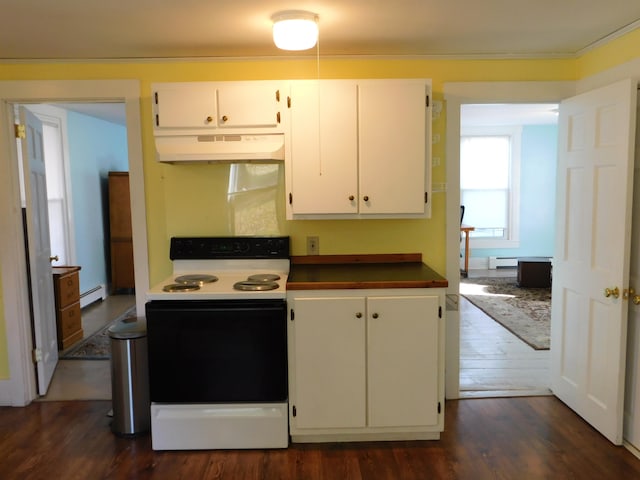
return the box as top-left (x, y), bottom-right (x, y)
top-left (288, 80), bottom-right (359, 215)
top-left (358, 81), bottom-right (428, 215)
top-left (153, 83), bottom-right (216, 129)
top-left (217, 84), bottom-right (282, 128)
top-left (152, 81), bottom-right (286, 133)
top-left (286, 79), bottom-right (432, 219)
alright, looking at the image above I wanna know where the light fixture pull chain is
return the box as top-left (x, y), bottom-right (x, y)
top-left (316, 30), bottom-right (322, 176)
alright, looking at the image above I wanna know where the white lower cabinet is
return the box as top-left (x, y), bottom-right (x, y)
top-left (287, 289), bottom-right (444, 442)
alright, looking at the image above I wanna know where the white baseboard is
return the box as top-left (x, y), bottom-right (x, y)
top-left (0, 378), bottom-right (29, 406)
top-left (462, 256), bottom-right (519, 271)
top-left (80, 284), bottom-right (106, 308)
top-left (488, 256), bottom-right (519, 269)
top-left (462, 257), bottom-right (491, 271)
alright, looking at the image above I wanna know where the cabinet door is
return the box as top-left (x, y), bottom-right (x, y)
top-left (289, 80), bottom-right (358, 214)
top-left (367, 295), bottom-right (440, 427)
top-left (358, 81), bottom-right (428, 214)
top-left (154, 84), bottom-right (217, 128)
top-left (111, 241), bottom-right (135, 291)
top-left (217, 83), bottom-right (282, 128)
top-left (292, 296), bottom-right (366, 429)
top-left (108, 173), bottom-right (132, 239)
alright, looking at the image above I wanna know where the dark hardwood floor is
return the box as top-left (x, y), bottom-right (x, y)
top-left (2, 396), bottom-right (640, 479)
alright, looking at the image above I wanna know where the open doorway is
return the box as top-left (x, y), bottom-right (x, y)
top-left (458, 103), bottom-right (558, 398)
top-left (0, 80), bottom-right (148, 407)
top-left (20, 102), bottom-right (135, 400)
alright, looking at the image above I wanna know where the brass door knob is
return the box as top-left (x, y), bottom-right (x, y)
top-left (634, 295), bottom-right (640, 305)
top-left (49, 255), bottom-right (59, 263)
top-left (605, 287), bottom-right (620, 299)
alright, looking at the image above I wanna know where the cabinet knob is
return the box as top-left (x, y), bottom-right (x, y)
top-left (221, 115), bottom-right (229, 122)
top-left (604, 287), bottom-right (620, 299)
top-left (363, 195), bottom-right (369, 202)
top-left (355, 312), bottom-right (362, 318)
top-left (206, 116), bottom-right (213, 123)
top-left (372, 313), bottom-right (379, 319)
top-left (349, 195), bottom-right (355, 201)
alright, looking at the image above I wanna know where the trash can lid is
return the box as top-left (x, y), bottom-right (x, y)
top-left (108, 316), bottom-right (147, 339)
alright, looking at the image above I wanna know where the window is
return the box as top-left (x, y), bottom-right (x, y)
top-left (227, 163), bottom-right (284, 235)
top-left (460, 126), bottom-right (521, 248)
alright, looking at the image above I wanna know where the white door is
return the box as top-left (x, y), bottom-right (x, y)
top-left (551, 79), bottom-right (637, 445)
top-left (624, 100), bottom-right (640, 448)
top-left (28, 105), bottom-right (75, 267)
top-left (19, 106), bottom-right (59, 395)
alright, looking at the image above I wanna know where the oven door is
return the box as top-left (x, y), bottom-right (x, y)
top-left (146, 299), bottom-right (287, 403)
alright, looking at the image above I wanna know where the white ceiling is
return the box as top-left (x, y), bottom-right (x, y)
top-left (2, 0), bottom-right (640, 60)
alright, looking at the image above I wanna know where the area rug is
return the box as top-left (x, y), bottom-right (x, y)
top-left (460, 276), bottom-right (551, 350)
top-left (60, 306), bottom-right (137, 360)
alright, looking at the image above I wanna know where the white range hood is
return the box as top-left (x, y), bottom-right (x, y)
top-left (154, 133), bottom-right (285, 163)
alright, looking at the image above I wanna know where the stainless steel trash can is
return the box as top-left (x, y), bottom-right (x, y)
top-left (108, 316), bottom-right (150, 437)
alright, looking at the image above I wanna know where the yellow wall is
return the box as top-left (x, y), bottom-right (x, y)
top-left (577, 28), bottom-right (640, 79)
top-left (1, 27), bottom-right (639, 381)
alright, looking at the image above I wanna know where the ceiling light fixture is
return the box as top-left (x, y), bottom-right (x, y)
top-left (271, 10), bottom-right (319, 51)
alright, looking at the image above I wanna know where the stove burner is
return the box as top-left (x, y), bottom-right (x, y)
top-left (247, 273), bottom-right (281, 282)
top-left (174, 274), bottom-right (218, 286)
top-left (233, 280), bottom-right (279, 291)
top-left (162, 283), bottom-right (201, 292)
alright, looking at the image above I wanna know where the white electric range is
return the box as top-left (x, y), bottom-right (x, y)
top-left (145, 236), bottom-right (290, 450)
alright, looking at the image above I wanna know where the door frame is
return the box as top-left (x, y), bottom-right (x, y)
top-left (443, 81), bottom-right (577, 399)
top-left (0, 80), bottom-right (148, 406)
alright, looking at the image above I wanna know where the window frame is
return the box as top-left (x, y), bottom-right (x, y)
top-left (460, 125), bottom-right (521, 249)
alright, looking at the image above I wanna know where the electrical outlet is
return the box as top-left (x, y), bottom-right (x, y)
top-left (307, 236), bottom-right (319, 255)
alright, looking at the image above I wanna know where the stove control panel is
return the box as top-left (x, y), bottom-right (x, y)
top-left (170, 236), bottom-right (290, 260)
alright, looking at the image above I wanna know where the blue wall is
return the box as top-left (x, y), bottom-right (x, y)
top-left (473, 124), bottom-right (558, 260)
top-left (67, 111), bottom-right (128, 294)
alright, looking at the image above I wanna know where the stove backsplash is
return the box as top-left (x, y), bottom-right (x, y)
top-left (226, 163), bottom-right (286, 236)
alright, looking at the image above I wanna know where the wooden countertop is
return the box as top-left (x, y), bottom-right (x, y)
top-left (287, 254), bottom-right (448, 290)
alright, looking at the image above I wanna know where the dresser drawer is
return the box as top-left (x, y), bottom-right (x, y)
top-left (55, 271), bottom-right (80, 309)
top-left (57, 302), bottom-right (83, 350)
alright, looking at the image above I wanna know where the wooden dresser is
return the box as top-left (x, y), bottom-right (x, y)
top-left (52, 266), bottom-right (83, 350)
top-left (108, 171), bottom-right (135, 292)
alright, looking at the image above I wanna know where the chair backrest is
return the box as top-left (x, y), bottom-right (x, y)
top-left (460, 205), bottom-right (465, 225)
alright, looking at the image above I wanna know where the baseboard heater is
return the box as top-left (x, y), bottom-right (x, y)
top-left (80, 284), bottom-right (106, 308)
top-left (488, 256), bottom-right (518, 269)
